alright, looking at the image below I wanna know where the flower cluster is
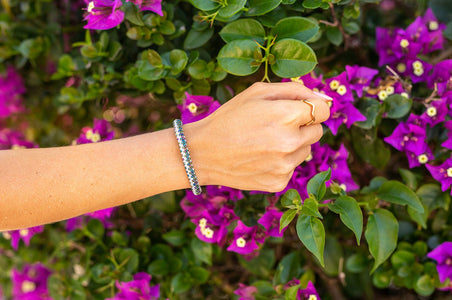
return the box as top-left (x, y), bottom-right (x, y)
top-left (374, 10), bottom-right (452, 194)
top-left (0, 66), bottom-right (26, 119)
top-left (12, 263), bottom-right (52, 299)
top-left (84, 0), bottom-right (163, 30)
top-left (428, 242), bottom-right (452, 287)
top-left (177, 92), bottom-right (221, 124)
top-left (2, 226), bottom-right (44, 251)
top-left (106, 272), bottom-right (160, 300)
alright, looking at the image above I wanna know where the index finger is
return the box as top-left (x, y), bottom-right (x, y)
top-left (246, 81), bottom-right (326, 101)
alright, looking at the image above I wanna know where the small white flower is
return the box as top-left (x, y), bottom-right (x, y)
top-left (188, 103), bottom-right (198, 114)
top-left (400, 39), bottom-right (409, 48)
top-left (417, 154), bottom-right (428, 164)
top-left (339, 184), bottom-right (347, 192)
top-left (401, 92), bottom-right (409, 98)
top-left (199, 218), bottom-right (207, 228)
top-left (308, 295), bottom-right (318, 300)
top-left (305, 153), bottom-right (313, 162)
top-left (429, 21), bottom-right (439, 31)
top-left (397, 63), bottom-right (407, 73)
top-left (447, 168), bottom-right (452, 177)
top-left (412, 60), bottom-right (423, 70)
top-left (413, 68), bottom-right (424, 76)
top-left (378, 90), bottom-right (388, 101)
top-left (236, 237), bottom-right (246, 248)
top-left (290, 77), bottom-right (304, 85)
top-left (386, 86), bottom-right (395, 95)
top-left (329, 80), bottom-right (340, 90)
top-left (19, 229), bottom-right (29, 237)
top-left (87, 2), bottom-right (95, 13)
top-left (426, 106), bottom-right (437, 117)
top-left (336, 85), bottom-right (347, 96)
top-left (21, 281), bottom-right (36, 293)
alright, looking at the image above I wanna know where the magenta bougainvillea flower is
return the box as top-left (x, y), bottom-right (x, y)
top-left (0, 128), bottom-right (37, 150)
top-left (319, 144), bottom-right (359, 191)
top-left (345, 65), bottom-right (379, 98)
top-left (324, 100), bottom-right (366, 135)
top-left (83, 0), bottom-right (124, 30)
top-left (258, 208), bottom-right (286, 238)
top-left (384, 116), bottom-right (428, 155)
top-left (427, 242), bottom-right (452, 283)
top-left (427, 60), bottom-right (452, 96)
top-left (3, 226), bottom-right (44, 250)
top-left (66, 207), bottom-right (116, 231)
top-left (106, 272), bottom-right (160, 300)
top-left (227, 221), bottom-right (259, 255)
top-left (12, 263), bottom-right (52, 299)
top-left (297, 281), bottom-right (321, 300)
top-left (419, 98), bottom-right (448, 127)
top-left (0, 66), bottom-right (25, 118)
top-left (426, 158), bottom-right (452, 194)
top-left (126, 0), bottom-right (163, 15)
top-left (234, 283), bottom-right (258, 300)
top-left (76, 118), bottom-right (115, 144)
top-left (441, 120), bottom-right (452, 150)
top-left (177, 92), bottom-right (221, 124)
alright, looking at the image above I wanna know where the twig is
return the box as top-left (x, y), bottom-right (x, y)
top-left (432, 46), bottom-right (452, 65)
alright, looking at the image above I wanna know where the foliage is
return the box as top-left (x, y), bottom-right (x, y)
top-left (1, 0), bottom-right (452, 299)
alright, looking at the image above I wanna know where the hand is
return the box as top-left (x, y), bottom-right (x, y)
top-left (185, 82), bottom-right (331, 192)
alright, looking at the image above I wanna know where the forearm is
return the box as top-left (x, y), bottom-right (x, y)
top-left (0, 126), bottom-right (200, 230)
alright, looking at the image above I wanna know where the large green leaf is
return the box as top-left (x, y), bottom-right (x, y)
top-left (189, 0), bottom-right (220, 10)
top-left (384, 94), bottom-right (412, 119)
top-left (270, 39), bottom-right (317, 78)
top-left (351, 127), bottom-right (390, 169)
top-left (219, 19), bottom-right (265, 44)
top-left (218, 39), bottom-right (261, 76)
top-left (183, 26), bottom-right (214, 50)
top-left (273, 16), bottom-right (319, 42)
top-left (247, 0), bottom-right (281, 16)
top-left (328, 196), bottom-right (363, 245)
top-left (306, 169), bottom-right (331, 200)
top-left (218, 0), bottom-right (246, 18)
top-left (365, 209), bottom-right (398, 273)
top-left (377, 180), bottom-right (424, 212)
top-left (296, 215), bottom-right (325, 266)
top-left (417, 183), bottom-right (451, 212)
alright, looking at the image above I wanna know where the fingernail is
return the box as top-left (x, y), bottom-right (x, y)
top-left (313, 91), bottom-right (333, 102)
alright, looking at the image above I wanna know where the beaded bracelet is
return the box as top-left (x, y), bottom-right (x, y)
top-left (173, 119), bottom-right (202, 195)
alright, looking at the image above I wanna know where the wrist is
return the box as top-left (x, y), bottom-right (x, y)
top-left (183, 120), bottom-right (211, 187)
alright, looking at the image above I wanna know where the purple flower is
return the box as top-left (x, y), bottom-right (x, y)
top-left (177, 92), bottom-right (221, 124)
top-left (76, 118), bottom-right (114, 144)
top-left (227, 221), bottom-right (259, 255)
top-left (345, 65), bottom-right (379, 97)
top-left (126, 0), bottom-right (163, 15)
top-left (405, 148), bottom-right (434, 169)
top-left (427, 242), bottom-right (452, 283)
top-left (283, 73), bottom-right (325, 91)
top-left (0, 66), bottom-right (26, 118)
top-left (12, 263), bottom-right (52, 300)
top-left (181, 191), bottom-right (213, 218)
top-left (234, 283), bottom-right (258, 300)
top-left (427, 60), bottom-right (452, 96)
top-left (384, 117), bottom-right (427, 155)
top-left (297, 281), bottom-right (321, 300)
top-left (426, 157), bottom-right (452, 194)
top-left (83, 0), bottom-right (124, 30)
top-left (319, 144), bottom-right (359, 192)
top-left (442, 120), bottom-right (452, 150)
top-left (421, 8), bottom-right (446, 54)
top-left (3, 226), bottom-right (44, 250)
top-left (406, 59), bottom-right (433, 84)
top-left (0, 128), bottom-right (37, 150)
top-left (420, 98), bottom-right (448, 127)
top-left (66, 207), bottom-right (115, 231)
top-left (107, 272), bottom-right (160, 300)
top-left (324, 72), bottom-right (354, 102)
top-left (258, 208), bottom-right (285, 238)
top-left (206, 185), bottom-right (244, 201)
top-left (324, 100), bottom-right (366, 135)
top-left (376, 27), bottom-right (398, 66)
top-left (194, 212), bottom-right (228, 245)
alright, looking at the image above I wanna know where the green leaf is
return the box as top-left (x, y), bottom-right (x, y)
top-left (415, 275), bottom-right (435, 296)
top-left (384, 94), bottom-right (412, 119)
top-left (328, 196), bottom-right (363, 245)
top-left (273, 16), bottom-right (319, 42)
top-left (273, 252), bottom-right (304, 285)
top-left (345, 253), bottom-right (368, 273)
top-left (429, 0), bottom-right (452, 23)
top-left (355, 97), bottom-right (382, 129)
top-left (147, 259), bottom-right (169, 276)
top-left (300, 197), bottom-right (322, 219)
top-left (218, 39), bottom-right (261, 76)
top-left (247, 0), bottom-right (281, 16)
top-left (323, 236), bottom-right (344, 276)
top-left (188, 266), bottom-right (210, 284)
top-left (326, 26), bottom-right (343, 46)
top-left (351, 127), bottom-right (390, 169)
top-left (296, 215), bottom-right (325, 266)
top-left (171, 273), bottom-right (192, 293)
top-left (184, 26), bottom-right (214, 50)
top-left (281, 189), bottom-right (302, 208)
top-left (408, 204), bottom-right (428, 229)
top-left (87, 219), bottom-right (105, 238)
top-left (162, 230), bottom-right (186, 246)
top-left (271, 39), bottom-right (317, 78)
top-left (219, 19), bottom-right (265, 44)
top-left (137, 60), bottom-right (166, 81)
top-left (218, 0), bottom-right (246, 18)
top-left (365, 209), bottom-right (398, 273)
top-left (399, 168), bottom-right (419, 191)
top-left (191, 238), bottom-right (212, 265)
top-left (279, 209), bottom-right (297, 232)
top-left (124, 2), bottom-right (144, 26)
top-left (377, 180), bottom-right (424, 212)
top-left (189, 0), bottom-right (220, 10)
top-left (306, 169), bottom-right (331, 200)
top-left (169, 49), bottom-right (188, 75)
top-left (417, 184), bottom-right (450, 212)
top-left (390, 249), bottom-right (415, 269)
top-left (285, 285), bottom-right (299, 300)
top-left (112, 248), bottom-right (139, 273)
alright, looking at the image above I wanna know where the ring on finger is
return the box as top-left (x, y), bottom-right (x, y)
top-left (302, 99), bottom-right (316, 126)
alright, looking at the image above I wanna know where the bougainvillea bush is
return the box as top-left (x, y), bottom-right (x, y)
top-left (2, 0), bottom-right (452, 299)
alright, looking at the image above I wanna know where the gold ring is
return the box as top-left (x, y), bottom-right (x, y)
top-left (302, 99), bottom-right (316, 126)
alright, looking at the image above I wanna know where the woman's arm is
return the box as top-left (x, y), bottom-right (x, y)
top-left (0, 82), bottom-right (330, 230)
